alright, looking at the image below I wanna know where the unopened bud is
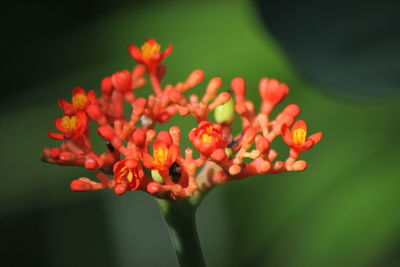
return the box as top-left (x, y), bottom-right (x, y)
top-left (185, 70), bottom-right (204, 88)
top-left (98, 125), bottom-right (115, 140)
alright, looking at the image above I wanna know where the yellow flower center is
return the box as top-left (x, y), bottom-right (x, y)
top-left (201, 133), bottom-right (213, 144)
top-left (61, 116), bottom-right (78, 131)
top-left (153, 146), bottom-right (169, 167)
top-left (72, 93), bottom-right (88, 109)
top-left (293, 128), bottom-right (307, 145)
top-left (120, 166), bottom-right (135, 183)
top-left (141, 42), bottom-right (161, 59)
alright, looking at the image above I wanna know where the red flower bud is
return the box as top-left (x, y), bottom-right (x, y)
top-left (70, 179), bottom-right (93, 192)
top-left (111, 70), bottom-right (132, 93)
top-left (101, 77), bottom-right (113, 95)
top-left (133, 129), bottom-right (147, 147)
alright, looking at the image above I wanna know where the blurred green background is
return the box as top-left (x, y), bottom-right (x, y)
top-left (2, 0), bottom-right (400, 266)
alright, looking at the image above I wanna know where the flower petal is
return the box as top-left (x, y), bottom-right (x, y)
top-left (292, 120), bottom-right (307, 132)
top-left (48, 131), bottom-right (63, 140)
top-left (281, 123), bottom-right (293, 146)
top-left (308, 132), bottom-right (322, 144)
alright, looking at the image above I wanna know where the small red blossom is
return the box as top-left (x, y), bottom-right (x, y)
top-left (58, 86), bottom-right (96, 115)
top-left (152, 140), bottom-right (179, 171)
top-left (189, 121), bottom-right (227, 156)
top-left (128, 38), bottom-right (172, 71)
top-left (42, 38), bottom-right (323, 200)
top-left (142, 131), bottom-right (179, 171)
top-left (48, 111), bottom-right (88, 141)
top-left (113, 159), bottom-right (144, 194)
top-left (281, 120), bottom-right (322, 151)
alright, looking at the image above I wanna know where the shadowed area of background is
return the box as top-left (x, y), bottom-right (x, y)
top-left (1, 0), bottom-right (400, 266)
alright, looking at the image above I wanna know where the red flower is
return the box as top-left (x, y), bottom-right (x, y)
top-left (58, 86), bottom-right (96, 115)
top-left (152, 140), bottom-right (179, 171)
top-left (128, 38), bottom-right (172, 71)
top-left (142, 131), bottom-right (179, 172)
top-left (48, 111), bottom-right (89, 141)
top-left (189, 121), bottom-right (227, 156)
top-left (113, 159), bottom-right (144, 194)
top-left (281, 120), bottom-right (322, 151)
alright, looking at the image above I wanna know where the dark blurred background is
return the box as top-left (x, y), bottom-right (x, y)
top-left (1, 0), bottom-right (400, 266)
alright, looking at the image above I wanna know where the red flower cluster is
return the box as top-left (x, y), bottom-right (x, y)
top-left (41, 38), bottom-right (322, 199)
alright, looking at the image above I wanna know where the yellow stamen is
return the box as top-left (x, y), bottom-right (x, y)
top-left (293, 128), bottom-right (307, 145)
top-left (120, 166), bottom-right (136, 183)
top-left (72, 93), bottom-right (88, 109)
top-left (201, 133), bottom-right (213, 144)
top-left (61, 116), bottom-right (78, 131)
top-left (141, 42), bottom-right (161, 59)
top-left (153, 146), bottom-right (168, 167)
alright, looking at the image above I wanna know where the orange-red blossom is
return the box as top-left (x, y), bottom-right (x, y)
top-left (41, 38), bottom-right (322, 199)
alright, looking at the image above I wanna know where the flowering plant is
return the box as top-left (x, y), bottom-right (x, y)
top-left (41, 38), bottom-right (322, 267)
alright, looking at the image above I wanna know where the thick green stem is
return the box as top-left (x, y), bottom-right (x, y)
top-left (157, 196), bottom-right (206, 267)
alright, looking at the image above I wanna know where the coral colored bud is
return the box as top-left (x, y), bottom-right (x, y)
top-left (213, 91), bottom-right (231, 105)
top-left (86, 104), bottom-right (103, 120)
top-left (185, 70), bottom-right (204, 88)
top-left (256, 137), bottom-right (270, 153)
top-left (111, 70), bottom-right (132, 93)
top-left (98, 125), bottom-right (115, 140)
top-left (147, 182), bottom-right (161, 194)
top-left (85, 158), bottom-right (98, 170)
top-left (259, 78), bottom-right (289, 106)
top-left (114, 184), bottom-right (127, 195)
top-left (282, 104), bottom-right (300, 118)
top-left (133, 129), bottom-right (146, 147)
top-left (50, 147), bottom-right (61, 158)
top-left (214, 93), bottom-right (235, 124)
top-left (242, 128), bottom-right (257, 144)
top-left (70, 180), bottom-right (93, 192)
top-left (210, 149), bottom-right (227, 162)
top-left (292, 160), bottom-right (307, 171)
top-left (231, 77), bottom-right (246, 97)
top-left (206, 77), bottom-right (222, 98)
top-left (259, 161), bottom-right (271, 173)
top-left (101, 77), bottom-right (113, 95)
top-left (229, 165), bottom-right (241, 175)
top-left (132, 64), bottom-right (146, 78)
top-left (157, 131), bottom-right (172, 145)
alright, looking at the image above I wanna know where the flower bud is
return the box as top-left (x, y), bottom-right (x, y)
top-left (111, 70), bottom-right (132, 93)
top-left (185, 70), bottom-right (204, 88)
top-left (98, 125), bottom-right (115, 140)
top-left (133, 129), bottom-right (146, 147)
top-left (86, 104), bottom-right (103, 120)
top-left (70, 179), bottom-right (92, 192)
top-left (101, 77), bottom-right (113, 95)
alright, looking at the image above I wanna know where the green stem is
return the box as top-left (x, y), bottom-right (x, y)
top-left (156, 195), bottom-right (206, 267)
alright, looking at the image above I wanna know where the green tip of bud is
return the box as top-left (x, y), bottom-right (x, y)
top-left (214, 95), bottom-right (235, 124)
top-left (151, 169), bottom-right (164, 183)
